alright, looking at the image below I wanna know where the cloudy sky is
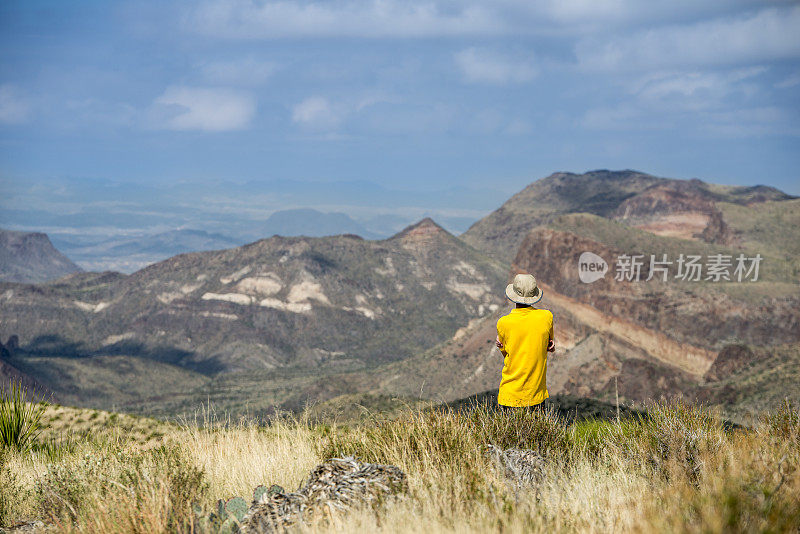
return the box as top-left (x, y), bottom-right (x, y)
top-left (1, 0), bottom-right (799, 238)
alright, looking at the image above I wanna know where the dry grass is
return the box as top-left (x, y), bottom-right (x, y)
top-left (1, 400), bottom-right (798, 533)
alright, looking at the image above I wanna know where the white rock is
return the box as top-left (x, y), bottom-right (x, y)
top-left (220, 266), bottom-right (252, 284)
top-left (201, 292), bottom-right (253, 305)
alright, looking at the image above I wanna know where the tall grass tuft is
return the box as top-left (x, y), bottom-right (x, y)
top-left (0, 380), bottom-right (46, 452)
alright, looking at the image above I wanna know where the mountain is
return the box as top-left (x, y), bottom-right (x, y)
top-left (52, 229), bottom-right (243, 273)
top-left (247, 171), bottom-right (798, 420)
top-left (363, 171), bottom-right (799, 420)
top-left (2, 170), bottom-right (797, 422)
top-left (0, 218), bottom-right (507, 411)
top-left (258, 208), bottom-right (381, 239)
top-left (0, 229), bottom-right (82, 283)
top-left (461, 170), bottom-right (794, 262)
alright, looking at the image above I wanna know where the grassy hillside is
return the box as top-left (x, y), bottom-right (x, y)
top-left (1, 399), bottom-right (798, 532)
top-left (549, 212), bottom-right (798, 287)
top-left (6, 353), bottom-right (208, 412)
top-left (716, 198), bottom-right (800, 261)
top-left (1, 220), bottom-right (508, 376)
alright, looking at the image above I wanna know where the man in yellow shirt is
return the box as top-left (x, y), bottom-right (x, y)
top-left (495, 273), bottom-right (555, 408)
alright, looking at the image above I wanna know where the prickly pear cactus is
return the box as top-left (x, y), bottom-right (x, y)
top-left (201, 458), bottom-right (407, 532)
top-left (217, 516), bottom-right (238, 534)
top-left (225, 496), bottom-right (248, 522)
top-left (253, 484), bottom-right (269, 503)
top-left (199, 496), bottom-right (246, 533)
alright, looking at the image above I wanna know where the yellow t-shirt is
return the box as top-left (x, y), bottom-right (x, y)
top-left (496, 307), bottom-right (553, 407)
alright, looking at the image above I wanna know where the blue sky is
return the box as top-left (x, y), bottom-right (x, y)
top-left (1, 0), bottom-right (799, 241)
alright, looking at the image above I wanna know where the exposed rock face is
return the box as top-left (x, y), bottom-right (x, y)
top-left (512, 227), bottom-right (799, 351)
top-left (612, 182), bottom-right (735, 245)
top-left (0, 229), bottom-right (81, 283)
top-left (704, 344), bottom-right (757, 382)
top-left (698, 209), bottom-right (733, 245)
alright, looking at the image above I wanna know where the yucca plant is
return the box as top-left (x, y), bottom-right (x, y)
top-left (0, 380), bottom-right (46, 452)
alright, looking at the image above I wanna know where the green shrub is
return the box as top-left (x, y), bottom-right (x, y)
top-left (0, 381), bottom-right (46, 452)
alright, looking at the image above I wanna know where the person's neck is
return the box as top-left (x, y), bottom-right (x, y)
top-left (515, 304), bottom-right (533, 309)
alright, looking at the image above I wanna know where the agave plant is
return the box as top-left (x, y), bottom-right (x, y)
top-left (0, 380), bottom-right (46, 452)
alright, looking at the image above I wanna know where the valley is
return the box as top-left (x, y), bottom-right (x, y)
top-left (1, 169), bottom-right (798, 423)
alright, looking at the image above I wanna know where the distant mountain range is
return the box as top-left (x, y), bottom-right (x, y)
top-left (1, 170), bottom-right (798, 422)
top-left (47, 209), bottom-right (434, 273)
top-left (256, 208), bottom-right (382, 240)
top-left (51, 229), bottom-right (243, 273)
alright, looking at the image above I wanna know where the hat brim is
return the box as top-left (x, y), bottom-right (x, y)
top-left (505, 284), bottom-right (543, 305)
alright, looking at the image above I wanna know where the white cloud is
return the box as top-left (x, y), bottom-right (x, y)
top-left (531, 0), bottom-right (782, 28)
top-left (151, 86), bottom-right (256, 131)
top-left (455, 48), bottom-right (537, 84)
top-left (201, 57), bottom-right (277, 85)
top-left (0, 85), bottom-right (31, 124)
top-left (700, 106), bottom-right (799, 137)
top-left (65, 98), bottom-right (138, 127)
top-left (189, 0), bottom-right (504, 39)
top-left (290, 93), bottom-right (395, 132)
top-left (292, 97), bottom-right (341, 130)
top-left (631, 67), bottom-right (765, 109)
top-left (581, 68), bottom-right (796, 138)
top-left (775, 72), bottom-right (800, 89)
top-left (186, 0), bottom-right (788, 39)
top-left (577, 6), bottom-right (800, 71)
top-left (581, 104), bottom-right (645, 131)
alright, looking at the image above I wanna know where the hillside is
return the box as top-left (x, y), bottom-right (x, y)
top-left (295, 172), bottom-right (799, 421)
top-left (0, 219), bottom-right (507, 412)
top-left (462, 170), bottom-right (794, 262)
top-left (1, 397), bottom-right (797, 533)
top-left (0, 229), bottom-right (81, 283)
top-left (1, 170), bottom-right (798, 421)
top-left (367, 175), bottom-right (798, 420)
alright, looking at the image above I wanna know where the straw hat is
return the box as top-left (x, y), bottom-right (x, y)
top-left (505, 273), bottom-right (543, 305)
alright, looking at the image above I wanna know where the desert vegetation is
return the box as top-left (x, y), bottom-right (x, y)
top-left (1, 382), bottom-right (798, 533)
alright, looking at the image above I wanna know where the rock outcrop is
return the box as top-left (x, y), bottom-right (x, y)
top-left (240, 458), bottom-right (406, 533)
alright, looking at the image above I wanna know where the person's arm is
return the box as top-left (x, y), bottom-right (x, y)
top-left (495, 335), bottom-right (508, 357)
top-left (547, 318), bottom-right (555, 352)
